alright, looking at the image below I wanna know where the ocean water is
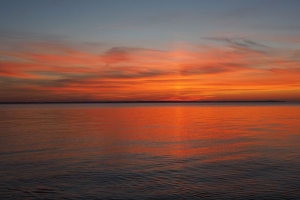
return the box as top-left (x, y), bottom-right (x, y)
top-left (0, 103), bottom-right (300, 199)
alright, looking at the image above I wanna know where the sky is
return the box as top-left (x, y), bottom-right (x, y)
top-left (1, 0), bottom-right (300, 102)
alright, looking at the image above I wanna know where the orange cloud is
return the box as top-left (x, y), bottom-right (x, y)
top-left (0, 40), bottom-right (300, 102)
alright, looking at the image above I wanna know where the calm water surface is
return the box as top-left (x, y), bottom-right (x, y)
top-left (1, 103), bottom-right (300, 199)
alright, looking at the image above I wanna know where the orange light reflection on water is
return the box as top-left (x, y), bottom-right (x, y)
top-left (53, 104), bottom-right (300, 162)
top-left (1, 104), bottom-right (299, 164)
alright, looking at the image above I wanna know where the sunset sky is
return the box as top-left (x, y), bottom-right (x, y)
top-left (1, 0), bottom-right (300, 102)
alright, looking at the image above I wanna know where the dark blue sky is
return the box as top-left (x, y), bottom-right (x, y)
top-left (1, 0), bottom-right (299, 49)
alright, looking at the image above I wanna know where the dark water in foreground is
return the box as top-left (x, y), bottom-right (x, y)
top-left (0, 103), bottom-right (300, 199)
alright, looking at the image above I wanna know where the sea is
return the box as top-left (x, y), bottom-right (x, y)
top-left (0, 103), bottom-right (300, 199)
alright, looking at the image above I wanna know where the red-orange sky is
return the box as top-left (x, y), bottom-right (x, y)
top-left (1, 0), bottom-right (300, 102)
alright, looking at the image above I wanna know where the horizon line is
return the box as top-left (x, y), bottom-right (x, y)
top-left (0, 100), bottom-right (296, 104)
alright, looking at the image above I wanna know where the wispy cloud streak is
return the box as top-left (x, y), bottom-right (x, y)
top-left (1, 38), bottom-right (300, 102)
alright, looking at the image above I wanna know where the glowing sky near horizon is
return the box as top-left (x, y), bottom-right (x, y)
top-left (1, 0), bottom-right (300, 102)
